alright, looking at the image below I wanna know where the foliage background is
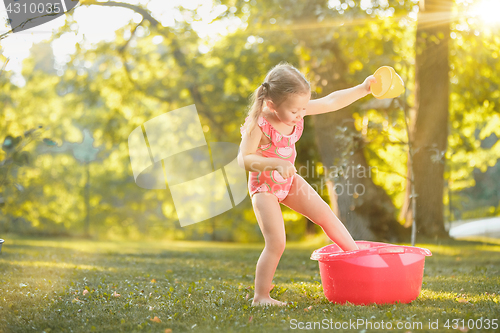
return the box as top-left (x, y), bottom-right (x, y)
top-left (0, 0), bottom-right (498, 241)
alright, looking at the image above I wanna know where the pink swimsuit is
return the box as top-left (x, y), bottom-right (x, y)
top-left (240, 115), bottom-right (304, 202)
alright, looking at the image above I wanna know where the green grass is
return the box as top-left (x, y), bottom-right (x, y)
top-left (0, 234), bottom-right (499, 333)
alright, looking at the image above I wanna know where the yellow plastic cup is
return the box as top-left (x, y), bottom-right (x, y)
top-left (371, 66), bottom-right (405, 99)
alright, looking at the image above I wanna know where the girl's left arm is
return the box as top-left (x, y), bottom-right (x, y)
top-left (306, 75), bottom-right (376, 116)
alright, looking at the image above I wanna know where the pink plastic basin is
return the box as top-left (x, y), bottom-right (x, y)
top-left (310, 241), bottom-right (432, 305)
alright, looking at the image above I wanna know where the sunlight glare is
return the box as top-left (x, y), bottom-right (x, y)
top-left (472, 0), bottom-right (500, 25)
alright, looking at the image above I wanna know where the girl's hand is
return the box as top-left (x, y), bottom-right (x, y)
top-left (361, 75), bottom-right (377, 96)
top-left (275, 160), bottom-right (297, 179)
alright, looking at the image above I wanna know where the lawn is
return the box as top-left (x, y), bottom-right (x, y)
top-left (0, 234), bottom-right (499, 333)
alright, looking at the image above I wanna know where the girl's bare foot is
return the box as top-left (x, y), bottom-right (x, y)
top-left (251, 296), bottom-right (287, 307)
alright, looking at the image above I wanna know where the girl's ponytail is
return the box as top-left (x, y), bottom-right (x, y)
top-left (246, 82), bottom-right (268, 135)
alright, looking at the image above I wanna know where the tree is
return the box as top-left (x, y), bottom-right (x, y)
top-left (400, 0), bottom-right (453, 238)
top-left (446, 0), bottom-right (500, 222)
top-left (6, 0), bottom-right (493, 242)
top-left (260, 0), bottom-right (413, 241)
top-left (0, 126), bottom-right (57, 208)
top-left (71, 0), bottom-right (413, 241)
top-left (307, 50), bottom-right (408, 242)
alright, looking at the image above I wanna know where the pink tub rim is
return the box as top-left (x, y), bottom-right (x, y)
top-left (310, 241), bottom-right (432, 262)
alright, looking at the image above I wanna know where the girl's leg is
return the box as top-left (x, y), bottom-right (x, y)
top-left (251, 192), bottom-right (287, 306)
top-left (281, 175), bottom-right (359, 252)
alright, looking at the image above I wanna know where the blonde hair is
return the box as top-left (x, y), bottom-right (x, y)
top-left (245, 62), bottom-right (310, 134)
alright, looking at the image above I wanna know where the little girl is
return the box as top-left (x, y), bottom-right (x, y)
top-left (238, 62), bottom-right (376, 306)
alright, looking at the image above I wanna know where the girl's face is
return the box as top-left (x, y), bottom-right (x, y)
top-left (267, 93), bottom-right (310, 126)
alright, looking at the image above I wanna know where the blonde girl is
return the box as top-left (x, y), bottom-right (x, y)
top-left (238, 62), bottom-right (375, 306)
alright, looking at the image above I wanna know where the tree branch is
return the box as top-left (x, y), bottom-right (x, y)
top-left (0, 58), bottom-right (9, 79)
top-left (88, 1), bottom-right (160, 28)
top-left (87, 1), bottom-right (224, 137)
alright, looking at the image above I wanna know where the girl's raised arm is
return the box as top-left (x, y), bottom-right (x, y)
top-left (305, 75), bottom-right (376, 116)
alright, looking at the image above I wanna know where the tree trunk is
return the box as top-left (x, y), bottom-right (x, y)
top-left (309, 44), bottom-right (408, 242)
top-left (400, 0), bottom-right (452, 238)
top-left (84, 162), bottom-right (90, 238)
top-left (312, 111), bottom-right (407, 242)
